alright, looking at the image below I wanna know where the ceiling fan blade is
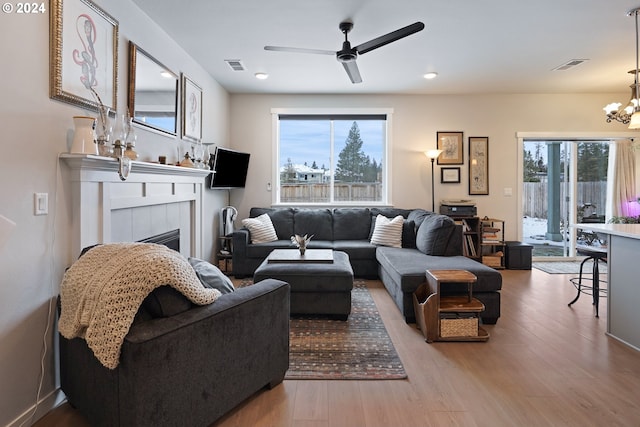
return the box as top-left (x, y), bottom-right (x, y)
top-left (354, 22), bottom-right (425, 55)
top-left (264, 46), bottom-right (336, 55)
top-left (342, 61), bottom-right (362, 84)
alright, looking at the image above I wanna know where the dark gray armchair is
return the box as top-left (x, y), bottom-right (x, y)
top-left (59, 279), bottom-right (290, 427)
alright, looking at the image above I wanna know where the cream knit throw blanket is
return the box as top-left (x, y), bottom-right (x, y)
top-left (59, 243), bottom-right (221, 369)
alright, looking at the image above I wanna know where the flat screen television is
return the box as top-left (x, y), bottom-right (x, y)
top-left (209, 147), bottom-right (251, 189)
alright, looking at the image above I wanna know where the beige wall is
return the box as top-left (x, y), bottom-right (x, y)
top-left (229, 93), bottom-right (640, 240)
top-left (0, 1), bottom-right (229, 425)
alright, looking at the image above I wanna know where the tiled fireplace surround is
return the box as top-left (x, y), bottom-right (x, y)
top-left (61, 154), bottom-right (211, 259)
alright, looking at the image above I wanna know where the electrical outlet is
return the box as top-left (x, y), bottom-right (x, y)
top-left (34, 193), bottom-right (48, 215)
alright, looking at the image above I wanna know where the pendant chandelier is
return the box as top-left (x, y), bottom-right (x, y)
top-left (604, 7), bottom-right (640, 129)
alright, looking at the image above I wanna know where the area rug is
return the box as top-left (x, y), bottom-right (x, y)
top-left (286, 280), bottom-right (407, 380)
top-left (533, 260), bottom-right (607, 275)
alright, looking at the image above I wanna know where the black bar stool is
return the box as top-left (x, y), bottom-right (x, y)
top-left (568, 247), bottom-right (608, 317)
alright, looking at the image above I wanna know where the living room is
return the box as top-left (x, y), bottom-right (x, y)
top-left (2, 0), bottom-right (640, 426)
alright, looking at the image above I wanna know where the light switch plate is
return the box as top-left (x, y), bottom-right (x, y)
top-left (34, 193), bottom-right (48, 215)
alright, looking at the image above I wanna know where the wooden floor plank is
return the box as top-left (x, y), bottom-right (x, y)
top-left (34, 270), bottom-right (640, 427)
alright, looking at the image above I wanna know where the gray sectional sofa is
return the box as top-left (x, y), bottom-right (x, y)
top-left (232, 207), bottom-right (502, 324)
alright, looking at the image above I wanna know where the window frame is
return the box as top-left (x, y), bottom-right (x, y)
top-left (271, 108), bottom-right (394, 207)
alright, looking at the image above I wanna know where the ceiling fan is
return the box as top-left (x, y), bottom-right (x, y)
top-left (264, 20), bottom-right (425, 84)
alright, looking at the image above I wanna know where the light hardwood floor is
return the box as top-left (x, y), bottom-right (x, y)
top-left (35, 269), bottom-right (640, 427)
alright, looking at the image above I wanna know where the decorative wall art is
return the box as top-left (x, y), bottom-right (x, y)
top-left (50, 0), bottom-right (119, 111)
top-left (436, 131), bottom-right (464, 165)
top-left (181, 74), bottom-right (203, 142)
top-left (469, 136), bottom-right (489, 195)
top-left (440, 167), bottom-right (461, 183)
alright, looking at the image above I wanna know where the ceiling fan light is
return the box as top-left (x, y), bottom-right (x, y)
top-left (628, 111), bottom-right (640, 129)
top-left (423, 72), bottom-right (438, 80)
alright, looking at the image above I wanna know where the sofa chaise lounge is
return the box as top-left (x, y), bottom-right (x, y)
top-left (232, 207), bottom-right (502, 324)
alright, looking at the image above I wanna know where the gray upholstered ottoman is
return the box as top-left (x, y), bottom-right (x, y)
top-left (253, 250), bottom-right (354, 319)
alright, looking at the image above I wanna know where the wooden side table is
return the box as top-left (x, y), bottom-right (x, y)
top-left (217, 236), bottom-right (233, 273)
top-left (414, 269), bottom-right (489, 342)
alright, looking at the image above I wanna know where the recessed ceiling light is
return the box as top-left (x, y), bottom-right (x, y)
top-left (160, 71), bottom-right (173, 78)
top-left (423, 72), bottom-right (438, 80)
top-left (255, 72), bottom-right (269, 80)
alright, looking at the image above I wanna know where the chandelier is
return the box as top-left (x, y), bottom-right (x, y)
top-left (604, 7), bottom-right (640, 129)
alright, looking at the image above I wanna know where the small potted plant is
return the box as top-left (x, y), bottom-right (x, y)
top-left (291, 234), bottom-right (313, 255)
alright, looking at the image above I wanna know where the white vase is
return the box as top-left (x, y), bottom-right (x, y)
top-left (70, 116), bottom-right (98, 155)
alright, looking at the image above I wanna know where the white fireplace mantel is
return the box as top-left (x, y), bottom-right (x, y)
top-left (61, 154), bottom-right (211, 259)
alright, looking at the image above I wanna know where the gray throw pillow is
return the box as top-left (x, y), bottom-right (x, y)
top-left (188, 257), bottom-right (235, 294)
top-left (407, 209), bottom-right (433, 230)
top-left (141, 286), bottom-right (192, 318)
top-left (415, 214), bottom-right (455, 255)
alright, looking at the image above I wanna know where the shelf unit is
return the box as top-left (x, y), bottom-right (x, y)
top-left (453, 216), bottom-right (481, 262)
top-left (480, 218), bottom-right (505, 269)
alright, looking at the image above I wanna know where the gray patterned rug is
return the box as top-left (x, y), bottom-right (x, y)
top-left (533, 260), bottom-right (607, 275)
top-left (286, 280), bottom-right (406, 380)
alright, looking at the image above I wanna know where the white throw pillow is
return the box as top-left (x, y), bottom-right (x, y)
top-left (370, 214), bottom-right (404, 248)
top-left (241, 213), bottom-right (278, 243)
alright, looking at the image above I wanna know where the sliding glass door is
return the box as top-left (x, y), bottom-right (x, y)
top-left (522, 140), bottom-right (609, 258)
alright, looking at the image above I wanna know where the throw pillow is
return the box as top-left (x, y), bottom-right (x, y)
top-left (188, 257), bottom-right (235, 294)
top-left (141, 286), bottom-right (193, 318)
top-left (241, 213), bottom-right (278, 243)
top-left (370, 214), bottom-right (404, 248)
top-left (402, 220), bottom-right (417, 249)
top-left (415, 214), bottom-right (455, 255)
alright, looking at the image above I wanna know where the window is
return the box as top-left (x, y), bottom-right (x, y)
top-left (273, 109), bottom-right (391, 205)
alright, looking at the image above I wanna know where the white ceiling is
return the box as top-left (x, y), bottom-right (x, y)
top-left (132, 0), bottom-right (640, 95)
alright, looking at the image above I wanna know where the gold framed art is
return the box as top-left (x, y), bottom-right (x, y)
top-left (50, 0), bottom-right (119, 111)
top-left (469, 136), bottom-right (489, 195)
top-left (436, 131), bottom-right (464, 165)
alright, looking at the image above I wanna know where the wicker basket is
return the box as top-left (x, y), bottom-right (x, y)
top-left (440, 317), bottom-right (478, 338)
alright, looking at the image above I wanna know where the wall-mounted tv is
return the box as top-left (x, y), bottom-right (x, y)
top-left (209, 147), bottom-right (251, 189)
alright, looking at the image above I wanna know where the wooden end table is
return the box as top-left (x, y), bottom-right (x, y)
top-left (416, 269), bottom-right (489, 343)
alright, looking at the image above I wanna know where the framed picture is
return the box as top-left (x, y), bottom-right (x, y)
top-left (469, 137), bottom-right (489, 195)
top-left (50, 0), bottom-right (119, 111)
top-left (181, 74), bottom-right (203, 142)
top-left (441, 167), bottom-right (461, 183)
top-left (436, 132), bottom-right (464, 165)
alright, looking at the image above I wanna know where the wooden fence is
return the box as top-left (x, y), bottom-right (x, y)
top-left (523, 181), bottom-right (606, 219)
top-left (281, 183), bottom-right (382, 203)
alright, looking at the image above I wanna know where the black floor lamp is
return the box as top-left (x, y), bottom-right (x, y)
top-left (425, 149), bottom-right (443, 212)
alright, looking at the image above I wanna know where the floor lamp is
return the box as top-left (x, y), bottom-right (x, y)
top-left (425, 150), bottom-right (443, 212)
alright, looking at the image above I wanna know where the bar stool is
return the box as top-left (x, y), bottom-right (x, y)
top-left (568, 247), bottom-right (607, 317)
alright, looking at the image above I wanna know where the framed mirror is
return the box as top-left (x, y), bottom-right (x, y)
top-left (128, 42), bottom-right (178, 136)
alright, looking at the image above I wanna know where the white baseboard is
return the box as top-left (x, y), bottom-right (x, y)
top-left (7, 388), bottom-right (66, 427)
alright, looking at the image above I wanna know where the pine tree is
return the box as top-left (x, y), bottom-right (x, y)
top-left (336, 122), bottom-right (369, 182)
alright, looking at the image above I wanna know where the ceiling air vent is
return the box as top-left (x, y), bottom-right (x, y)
top-left (225, 59), bottom-right (246, 72)
top-left (552, 59), bottom-right (588, 71)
